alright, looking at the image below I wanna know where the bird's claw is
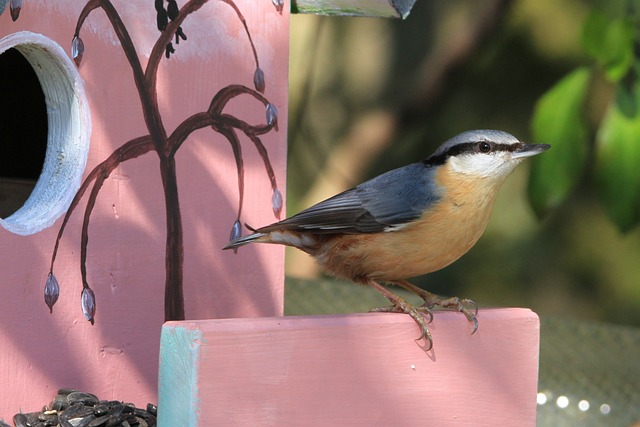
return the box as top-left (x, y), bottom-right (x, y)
top-left (370, 304), bottom-right (433, 350)
top-left (420, 296), bottom-right (479, 335)
top-left (391, 281), bottom-right (479, 336)
top-left (415, 306), bottom-right (434, 323)
top-left (460, 298), bottom-right (479, 334)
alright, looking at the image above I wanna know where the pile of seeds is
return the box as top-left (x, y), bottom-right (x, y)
top-left (4, 389), bottom-right (157, 427)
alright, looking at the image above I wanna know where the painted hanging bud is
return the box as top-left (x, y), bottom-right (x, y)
top-left (0, 0), bottom-right (8, 16)
top-left (167, 0), bottom-right (179, 20)
top-left (44, 272), bottom-right (60, 314)
top-left (271, 0), bottom-right (284, 14)
top-left (229, 219), bottom-right (242, 253)
top-left (266, 103), bottom-right (278, 131)
top-left (9, 0), bottom-right (21, 21)
top-left (254, 67), bottom-right (265, 93)
top-left (165, 42), bottom-right (175, 58)
top-left (154, 0), bottom-right (164, 12)
top-left (175, 26), bottom-right (187, 44)
top-left (71, 36), bottom-right (84, 67)
top-left (81, 287), bottom-right (96, 325)
top-left (272, 188), bottom-right (283, 219)
top-left (156, 6), bottom-right (168, 31)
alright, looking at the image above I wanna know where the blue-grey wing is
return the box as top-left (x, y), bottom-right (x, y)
top-left (256, 163), bottom-right (442, 234)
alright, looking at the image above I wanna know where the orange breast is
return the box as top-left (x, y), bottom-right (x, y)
top-left (313, 168), bottom-right (502, 281)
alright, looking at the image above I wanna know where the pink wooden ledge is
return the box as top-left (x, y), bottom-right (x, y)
top-left (157, 308), bottom-right (540, 426)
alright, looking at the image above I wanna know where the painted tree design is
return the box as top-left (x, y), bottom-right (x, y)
top-left (44, 0), bottom-right (283, 323)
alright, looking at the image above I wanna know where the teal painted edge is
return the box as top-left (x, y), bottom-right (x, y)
top-left (158, 324), bottom-right (202, 427)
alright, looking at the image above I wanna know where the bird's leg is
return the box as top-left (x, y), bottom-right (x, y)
top-left (366, 280), bottom-right (433, 349)
top-left (394, 280), bottom-right (479, 334)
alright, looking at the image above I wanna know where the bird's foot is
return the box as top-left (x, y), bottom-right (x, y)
top-left (366, 280), bottom-right (434, 349)
top-left (421, 295), bottom-right (479, 334)
top-left (370, 303), bottom-right (433, 350)
top-left (392, 280), bottom-right (479, 335)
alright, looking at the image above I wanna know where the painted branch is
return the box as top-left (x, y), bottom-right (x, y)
top-left (219, 114), bottom-right (273, 136)
top-left (244, 132), bottom-right (278, 191)
top-left (166, 112), bottom-right (212, 156)
top-left (217, 125), bottom-right (245, 219)
top-left (74, 0), bottom-right (100, 34)
top-left (79, 170), bottom-right (108, 290)
top-left (50, 137), bottom-right (154, 272)
top-left (208, 84), bottom-right (270, 117)
top-left (158, 308), bottom-right (540, 426)
top-left (292, 0), bottom-right (417, 19)
top-left (147, 0), bottom-right (265, 141)
top-left (160, 155), bottom-right (185, 321)
top-left (165, 111), bottom-right (270, 157)
top-left (147, 0), bottom-right (207, 134)
top-left (79, 134), bottom-right (151, 285)
top-left (220, 0), bottom-right (260, 67)
top-left (76, 0), bottom-right (166, 144)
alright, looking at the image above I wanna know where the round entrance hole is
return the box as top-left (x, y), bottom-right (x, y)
top-left (0, 47), bottom-right (47, 218)
top-left (0, 31), bottom-right (91, 235)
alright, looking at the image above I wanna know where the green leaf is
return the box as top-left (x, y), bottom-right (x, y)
top-left (595, 90), bottom-right (640, 232)
top-left (582, 12), bottom-right (634, 82)
top-left (615, 84), bottom-right (637, 118)
top-left (581, 11), bottom-right (609, 61)
top-left (528, 68), bottom-right (590, 217)
top-left (601, 19), bottom-right (634, 82)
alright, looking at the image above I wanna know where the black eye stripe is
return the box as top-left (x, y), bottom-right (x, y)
top-left (423, 141), bottom-right (523, 166)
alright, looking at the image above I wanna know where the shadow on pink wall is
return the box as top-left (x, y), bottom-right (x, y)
top-left (0, 0), bottom-right (288, 415)
top-left (47, 0), bottom-right (283, 323)
top-left (0, 174), bottom-right (279, 401)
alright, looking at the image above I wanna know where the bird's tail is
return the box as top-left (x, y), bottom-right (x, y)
top-left (223, 232), bottom-right (268, 251)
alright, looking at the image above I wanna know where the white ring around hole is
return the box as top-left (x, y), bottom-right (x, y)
top-left (0, 31), bottom-right (91, 235)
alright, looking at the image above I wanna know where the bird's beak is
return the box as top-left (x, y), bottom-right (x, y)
top-left (511, 143), bottom-right (551, 159)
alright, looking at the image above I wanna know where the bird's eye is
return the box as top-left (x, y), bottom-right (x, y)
top-left (478, 141), bottom-right (492, 153)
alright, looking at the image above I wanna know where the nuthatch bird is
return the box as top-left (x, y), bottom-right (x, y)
top-left (224, 130), bottom-right (550, 349)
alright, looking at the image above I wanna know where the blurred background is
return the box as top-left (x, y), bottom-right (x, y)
top-left (283, 0), bottom-right (640, 425)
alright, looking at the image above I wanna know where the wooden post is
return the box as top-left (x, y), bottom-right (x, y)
top-left (158, 308), bottom-right (540, 426)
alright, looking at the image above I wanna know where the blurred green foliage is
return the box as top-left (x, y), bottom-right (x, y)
top-left (595, 95), bottom-right (640, 231)
top-left (529, 68), bottom-right (590, 217)
top-left (286, 0), bottom-right (640, 328)
top-left (530, 3), bottom-right (640, 232)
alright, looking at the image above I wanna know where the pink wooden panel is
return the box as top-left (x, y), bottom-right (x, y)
top-left (0, 1), bottom-right (288, 417)
top-left (159, 308), bottom-right (540, 426)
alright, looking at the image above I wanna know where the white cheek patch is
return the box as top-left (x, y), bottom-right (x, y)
top-left (449, 153), bottom-right (519, 178)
